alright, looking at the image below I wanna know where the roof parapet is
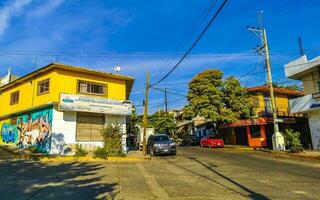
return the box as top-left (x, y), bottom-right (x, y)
top-left (285, 55), bottom-right (320, 79)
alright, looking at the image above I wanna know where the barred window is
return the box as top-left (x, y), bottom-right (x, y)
top-left (78, 81), bottom-right (106, 95)
top-left (37, 79), bottom-right (50, 95)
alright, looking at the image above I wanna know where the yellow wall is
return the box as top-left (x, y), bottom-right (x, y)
top-left (251, 92), bottom-right (290, 115)
top-left (0, 68), bottom-right (127, 117)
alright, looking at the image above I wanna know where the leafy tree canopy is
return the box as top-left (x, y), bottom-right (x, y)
top-left (149, 110), bottom-right (177, 136)
top-left (184, 69), bottom-right (254, 128)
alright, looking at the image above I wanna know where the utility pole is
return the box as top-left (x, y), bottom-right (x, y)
top-left (164, 88), bottom-right (168, 114)
top-left (247, 11), bottom-right (285, 151)
top-left (142, 71), bottom-right (150, 156)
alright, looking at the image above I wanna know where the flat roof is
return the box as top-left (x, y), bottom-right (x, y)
top-left (285, 55), bottom-right (320, 79)
top-left (0, 63), bottom-right (135, 99)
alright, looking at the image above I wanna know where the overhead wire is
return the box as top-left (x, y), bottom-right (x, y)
top-left (150, 0), bottom-right (229, 87)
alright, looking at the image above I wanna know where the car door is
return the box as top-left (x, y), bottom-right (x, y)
top-left (202, 136), bottom-right (208, 146)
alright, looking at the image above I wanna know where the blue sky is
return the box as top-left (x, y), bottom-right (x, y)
top-left (0, 0), bottom-right (319, 113)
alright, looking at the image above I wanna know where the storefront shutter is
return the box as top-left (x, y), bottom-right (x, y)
top-left (76, 113), bottom-right (104, 141)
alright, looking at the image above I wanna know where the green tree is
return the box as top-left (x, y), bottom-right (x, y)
top-left (184, 69), bottom-right (254, 129)
top-left (127, 105), bottom-right (139, 136)
top-left (150, 110), bottom-right (177, 136)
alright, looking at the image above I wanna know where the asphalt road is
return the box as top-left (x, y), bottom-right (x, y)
top-left (1, 146), bottom-right (320, 200)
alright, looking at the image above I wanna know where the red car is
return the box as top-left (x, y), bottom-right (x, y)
top-left (200, 136), bottom-right (224, 148)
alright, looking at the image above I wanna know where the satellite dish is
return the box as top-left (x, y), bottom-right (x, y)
top-left (114, 66), bottom-right (121, 73)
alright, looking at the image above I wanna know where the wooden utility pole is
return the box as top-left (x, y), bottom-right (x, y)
top-left (263, 29), bottom-right (280, 135)
top-left (142, 71), bottom-right (150, 156)
top-left (164, 88), bottom-right (168, 114)
top-left (247, 11), bottom-right (285, 151)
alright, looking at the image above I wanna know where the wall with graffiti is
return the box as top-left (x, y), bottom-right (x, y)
top-left (0, 106), bottom-right (53, 153)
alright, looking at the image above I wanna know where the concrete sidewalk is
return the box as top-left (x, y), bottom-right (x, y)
top-left (224, 144), bottom-right (320, 160)
top-left (261, 149), bottom-right (320, 160)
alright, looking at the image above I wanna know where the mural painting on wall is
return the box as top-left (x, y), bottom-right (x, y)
top-left (0, 106), bottom-right (53, 153)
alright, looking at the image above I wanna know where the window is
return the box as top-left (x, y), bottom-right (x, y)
top-left (37, 79), bottom-right (50, 95)
top-left (10, 91), bottom-right (19, 105)
top-left (78, 81), bottom-right (106, 95)
top-left (263, 94), bottom-right (272, 113)
top-left (250, 125), bottom-right (261, 138)
top-left (153, 135), bottom-right (170, 142)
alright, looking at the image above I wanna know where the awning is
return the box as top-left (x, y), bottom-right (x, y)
top-left (223, 118), bottom-right (267, 128)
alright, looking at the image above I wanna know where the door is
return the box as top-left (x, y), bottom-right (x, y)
top-left (235, 127), bottom-right (248, 146)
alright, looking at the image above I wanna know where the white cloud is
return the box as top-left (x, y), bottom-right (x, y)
top-left (28, 0), bottom-right (64, 17)
top-left (0, 0), bottom-right (32, 35)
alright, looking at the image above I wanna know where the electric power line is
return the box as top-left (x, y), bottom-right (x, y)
top-left (150, 0), bottom-right (229, 87)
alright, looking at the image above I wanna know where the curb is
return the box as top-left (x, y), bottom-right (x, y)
top-left (224, 145), bottom-right (254, 151)
top-left (33, 155), bottom-right (151, 162)
top-left (256, 149), bottom-right (320, 161)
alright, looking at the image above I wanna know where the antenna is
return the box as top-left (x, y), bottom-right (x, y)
top-left (114, 66), bottom-right (121, 73)
top-left (257, 10), bottom-right (264, 29)
top-left (298, 36), bottom-right (305, 56)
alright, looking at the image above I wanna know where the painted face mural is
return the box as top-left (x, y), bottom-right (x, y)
top-left (0, 106), bottom-right (53, 153)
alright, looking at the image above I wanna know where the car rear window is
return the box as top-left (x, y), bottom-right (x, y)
top-left (153, 135), bottom-right (170, 141)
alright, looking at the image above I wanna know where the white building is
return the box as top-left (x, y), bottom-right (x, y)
top-left (285, 55), bottom-right (320, 149)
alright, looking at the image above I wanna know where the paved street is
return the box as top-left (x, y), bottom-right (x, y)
top-left (1, 146), bottom-right (320, 200)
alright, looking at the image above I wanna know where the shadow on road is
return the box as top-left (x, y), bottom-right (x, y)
top-left (165, 157), bottom-right (270, 200)
top-left (0, 160), bottom-right (118, 200)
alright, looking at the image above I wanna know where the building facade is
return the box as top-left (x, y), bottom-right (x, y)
top-left (221, 86), bottom-right (311, 148)
top-left (0, 63), bottom-right (134, 154)
top-left (285, 55), bottom-right (320, 149)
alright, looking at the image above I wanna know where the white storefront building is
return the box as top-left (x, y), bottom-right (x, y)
top-left (50, 94), bottom-right (132, 155)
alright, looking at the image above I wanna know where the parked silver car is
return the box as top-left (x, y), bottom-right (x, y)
top-left (147, 134), bottom-right (176, 156)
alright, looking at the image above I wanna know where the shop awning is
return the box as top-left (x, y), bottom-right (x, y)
top-left (223, 118), bottom-right (267, 128)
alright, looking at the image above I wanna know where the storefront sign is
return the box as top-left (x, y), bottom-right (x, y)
top-left (59, 94), bottom-right (132, 115)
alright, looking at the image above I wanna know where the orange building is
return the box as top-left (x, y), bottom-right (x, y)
top-left (221, 86), bottom-right (312, 148)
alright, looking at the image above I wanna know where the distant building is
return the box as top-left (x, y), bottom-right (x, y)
top-left (0, 63), bottom-right (134, 154)
top-left (221, 86), bottom-right (311, 148)
top-left (285, 55), bottom-right (320, 149)
top-left (172, 109), bottom-right (213, 139)
top-left (0, 68), bottom-right (19, 87)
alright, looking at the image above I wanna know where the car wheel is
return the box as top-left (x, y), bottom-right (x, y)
top-left (150, 149), bottom-right (155, 156)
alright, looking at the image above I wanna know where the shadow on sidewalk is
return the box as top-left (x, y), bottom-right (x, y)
top-left (0, 160), bottom-right (118, 200)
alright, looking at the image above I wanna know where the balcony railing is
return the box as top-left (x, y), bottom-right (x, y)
top-left (258, 108), bottom-right (303, 117)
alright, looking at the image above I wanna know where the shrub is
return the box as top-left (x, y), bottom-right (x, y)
top-left (74, 144), bottom-right (89, 157)
top-left (282, 129), bottom-right (304, 153)
top-left (93, 123), bottom-right (124, 159)
top-left (93, 147), bottom-right (108, 159)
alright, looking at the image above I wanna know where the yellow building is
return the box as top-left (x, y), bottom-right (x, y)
top-left (222, 86), bottom-right (312, 148)
top-left (0, 63), bottom-right (134, 154)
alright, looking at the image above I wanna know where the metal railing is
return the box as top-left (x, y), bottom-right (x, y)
top-left (258, 107), bottom-right (304, 117)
